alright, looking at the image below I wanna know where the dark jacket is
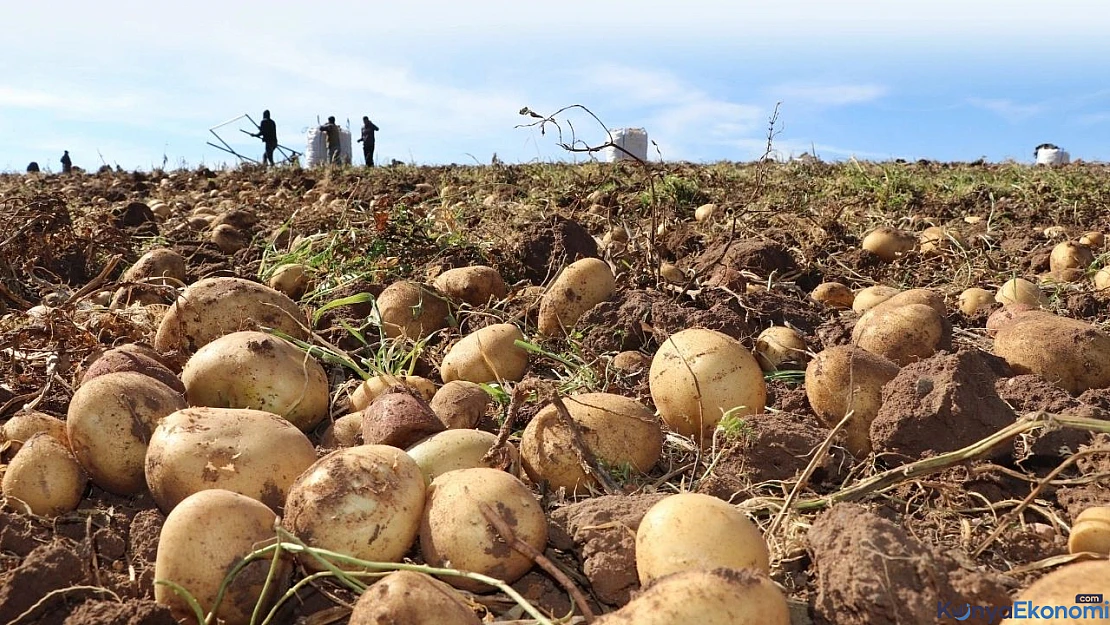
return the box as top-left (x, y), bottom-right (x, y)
top-left (259, 118), bottom-right (277, 145)
top-left (359, 121), bottom-right (379, 144)
top-left (320, 122), bottom-right (340, 147)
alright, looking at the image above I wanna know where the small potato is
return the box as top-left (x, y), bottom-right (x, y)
top-left (122, 248), bottom-right (187, 286)
top-left (1049, 241), bottom-right (1095, 282)
top-left (210, 224), bottom-right (248, 253)
top-left (1, 433), bottom-right (87, 517)
top-left (155, 489), bottom-right (289, 625)
top-left (67, 372), bottom-right (187, 495)
top-left (754, 326), bottom-right (807, 371)
top-left (145, 407), bottom-right (318, 513)
top-left (376, 281), bottom-right (451, 340)
top-left (999, 560), bottom-right (1110, 625)
top-left (694, 202), bottom-right (718, 222)
top-left (594, 568), bottom-right (789, 625)
top-left (996, 277), bottom-right (1049, 308)
top-left (268, 263), bottom-right (309, 300)
top-left (993, 311), bottom-right (1110, 394)
top-left (1, 411), bottom-right (68, 457)
top-left (1095, 267), bottom-right (1110, 291)
top-left (362, 388), bottom-right (445, 448)
top-left (611, 350), bottom-right (651, 374)
top-left (852, 285), bottom-right (900, 314)
top-left (958, 287), bottom-right (996, 316)
top-left (805, 345), bottom-right (900, 457)
top-left (1068, 506), bottom-right (1110, 554)
top-left (1043, 225), bottom-right (1068, 239)
top-left (319, 413), bottom-right (364, 448)
top-left (440, 323), bottom-right (529, 384)
top-left (636, 493), bottom-right (770, 584)
top-left (429, 380), bottom-right (490, 429)
top-left (659, 262), bottom-right (686, 285)
top-left (406, 429), bottom-right (513, 485)
top-left (432, 265), bottom-right (508, 307)
top-left (349, 571), bottom-right (480, 625)
top-left (918, 226), bottom-right (966, 256)
top-left (862, 226), bottom-right (915, 262)
top-left (521, 393), bottom-right (663, 495)
top-left (420, 468), bottom-right (547, 592)
top-left (810, 282), bottom-right (854, 308)
top-left (349, 374), bottom-right (438, 412)
top-left (537, 257), bottom-right (616, 336)
top-left (1080, 231), bottom-right (1104, 249)
top-left (852, 303), bottom-right (949, 366)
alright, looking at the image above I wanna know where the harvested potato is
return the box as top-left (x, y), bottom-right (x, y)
top-left (994, 311), bottom-right (1110, 394)
top-left (349, 570), bottom-right (481, 625)
top-left (852, 302), bottom-right (949, 366)
top-left (349, 374), bottom-right (438, 412)
top-left (852, 285), bottom-right (900, 313)
top-left (805, 345), bottom-right (900, 457)
top-left (636, 493), bottom-right (770, 584)
top-left (181, 331), bottom-right (329, 431)
top-left (406, 429), bottom-right (513, 485)
top-left (1068, 506), bottom-right (1110, 554)
top-left (611, 350), bottom-right (651, 373)
top-left (810, 282), bottom-right (854, 308)
top-left (996, 277), bottom-right (1049, 308)
top-left (521, 393), bottom-right (663, 494)
top-left (154, 277), bottom-right (309, 355)
top-left (210, 223), bottom-right (248, 253)
top-left (594, 568), bottom-right (790, 625)
top-left (862, 226), bottom-right (915, 262)
top-left (537, 257), bottom-right (616, 336)
top-left (1049, 241), bottom-right (1095, 282)
top-left (155, 489), bottom-right (289, 625)
top-left (1080, 231), bottom-right (1104, 249)
top-left (862, 287), bottom-right (947, 318)
top-left (145, 407), bottom-right (317, 513)
top-left (1, 411), bottom-right (68, 457)
top-left (660, 262), bottom-right (686, 285)
top-left (1, 433), bottom-right (87, 517)
top-left (1000, 560), bottom-right (1110, 625)
top-left (267, 263), bottom-right (309, 300)
top-left (376, 281), bottom-right (451, 340)
top-left (81, 344), bottom-right (185, 394)
top-left (67, 372), bottom-right (187, 495)
top-left (319, 413), bottom-right (364, 448)
top-left (440, 323), bottom-right (529, 383)
top-left (429, 380), bottom-right (490, 429)
top-left (1043, 225), bottom-right (1068, 239)
top-left (650, 328), bottom-right (766, 441)
top-left (958, 287), bottom-right (996, 315)
top-left (283, 445), bottom-right (427, 568)
top-left (1095, 267), bottom-right (1110, 291)
top-left (432, 265), bottom-right (508, 307)
top-left (918, 226), bottom-right (966, 255)
top-left (420, 468), bottom-right (547, 592)
top-left (122, 248), bottom-right (187, 286)
top-left (986, 303), bottom-right (1037, 335)
top-left (754, 326), bottom-right (808, 371)
top-left (362, 388), bottom-right (446, 448)
top-left (694, 203), bottom-right (718, 222)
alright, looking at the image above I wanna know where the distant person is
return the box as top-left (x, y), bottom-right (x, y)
top-left (60, 150), bottom-right (72, 174)
top-left (357, 116), bottom-right (380, 167)
top-left (319, 116), bottom-right (341, 164)
top-left (26, 161), bottom-right (39, 173)
top-left (252, 110), bottom-right (278, 167)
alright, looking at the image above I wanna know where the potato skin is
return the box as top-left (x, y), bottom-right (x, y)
top-left (1, 411), bottom-right (68, 457)
top-left (376, 281), bottom-right (451, 340)
top-left (851, 303), bottom-right (949, 366)
top-left (862, 227), bottom-right (915, 262)
top-left (1000, 560), bottom-right (1110, 625)
top-left (594, 568), bottom-right (790, 625)
top-left (81, 345), bottom-right (185, 394)
top-left (433, 265), bottom-right (508, 307)
top-left (810, 282), bottom-right (854, 308)
top-left (349, 570), bottom-right (480, 625)
top-left (1, 432), bottom-right (87, 517)
top-left (537, 257), bottom-right (615, 336)
top-left (805, 345), bottom-right (899, 457)
top-left (405, 429), bottom-right (512, 485)
top-left (852, 285), bottom-right (900, 313)
top-left (429, 380), bottom-right (490, 429)
top-left (122, 248), bottom-right (187, 286)
top-left (440, 323), bottom-right (529, 383)
top-left (993, 311), bottom-right (1110, 394)
top-left (349, 374), bottom-right (438, 412)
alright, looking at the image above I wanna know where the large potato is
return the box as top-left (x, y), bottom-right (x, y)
top-left (649, 328), bottom-right (766, 442)
top-left (349, 570), bottom-right (480, 625)
top-left (145, 407), bottom-right (317, 513)
top-left (537, 257), bottom-right (615, 336)
top-left (440, 323), bottom-right (529, 383)
top-left (376, 281), bottom-right (451, 340)
top-left (1, 433), bottom-right (87, 517)
top-left (406, 429), bottom-right (513, 485)
top-left (429, 380), bottom-right (490, 429)
top-left (805, 345), bottom-right (899, 457)
top-left (181, 331), bottom-right (329, 431)
top-left (155, 489), bottom-right (289, 625)
top-left (433, 265), bottom-right (508, 307)
top-left (636, 493), bottom-right (770, 584)
top-left (0, 411), bottom-right (68, 457)
top-left (520, 393), bottom-right (662, 495)
top-left (1000, 560), bottom-right (1110, 624)
top-left (996, 277), bottom-right (1049, 308)
top-left (594, 568), bottom-right (790, 625)
top-left (154, 277), bottom-right (309, 355)
top-left (420, 468), bottom-right (547, 592)
top-left (852, 285), bottom-right (900, 313)
top-left (81, 344), bottom-right (185, 393)
top-left (862, 226), bottom-right (915, 262)
top-left (851, 303), bottom-right (949, 366)
top-left (283, 445), bottom-right (426, 569)
top-left (67, 372), bottom-right (187, 495)
top-left (349, 374), bottom-right (438, 412)
top-left (993, 311), bottom-right (1110, 394)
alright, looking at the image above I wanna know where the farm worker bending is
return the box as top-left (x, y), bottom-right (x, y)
top-left (252, 110), bottom-right (278, 167)
top-left (319, 116), bottom-right (342, 164)
top-left (358, 116), bottom-right (380, 167)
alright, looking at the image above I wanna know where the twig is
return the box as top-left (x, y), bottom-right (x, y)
top-left (64, 255), bottom-right (122, 306)
top-left (550, 393), bottom-right (622, 495)
top-left (482, 380), bottom-right (532, 466)
top-left (7, 586), bottom-right (122, 625)
top-left (0, 281), bottom-right (33, 308)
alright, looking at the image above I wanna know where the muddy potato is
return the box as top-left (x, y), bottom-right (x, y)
top-left (754, 326), bottom-right (808, 371)
top-left (210, 223), bottom-right (248, 253)
top-left (862, 226), bottom-right (915, 262)
top-left (958, 287), bottom-right (996, 315)
top-left (406, 429), bottom-right (513, 485)
top-left (362, 388), bottom-right (446, 448)
top-left (67, 372), bottom-right (187, 495)
top-left (1068, 506), bottom-right (1110, 554)
top-left (1000, 560), bottom-right (1110, 625)
top-left (1049, 241), bottom-right (1095, 282)
top-left (429, 380), bottom-right (490, 429)
top-left (145, 406), bottom-right (317, 513)
top-left (650, 328), bottom-right (766, 441)
top-left (1, 433), bottom-right (87, 517)
top-left (918, 226), bottom-right (966, 256)
top-left (694, 202), bottom-right (718, 222)
top-left (996, 277), bottom-right (1049, 308)
top-left (594, 568), bottom-right (790, 625)
top-left (349, 374), bottom-right (438, 412)
top-left (660, 262), bottom-right (686, 285)
top-left (267, 263), bottom-right (309, 300)
top-left (81, 344), bottom-right (185, 394)
top-left (122, 248), bottom-right (187, 286)
top-left (283, 445), bottom-right (426, 568)
top-left (420, 468), bottom-right (547, 592)
top-left (611, 350), bottom-right (651, 374)
top-left (852, 285), bottom-right (901, 313)
top-left (440, 323), bottom-right (529, 383)
top-left (993, 311), bottom-right (1110, 394)
top-left (810, 282), bottom-right (854, 308)
top-left (1095, 267), bottom-right (1110, 291)
top-left (155, 489), bottom-right (289, 625)
top-left (521, 393), bottom-right (663, 495)
top-left (182, 331), bottom-right (329, 431)
top-left (319, 413), bottom-right (364, 448)
top-left (154, 277), bottom-right (309, 355)
top-left (537, 257), bottom-right (616, 337)
top-left (349, 570), bottom-right (481, 625)
top-left (1080, 231), bottom-right (1104, 249)
top-left (432, 265), bottom-right (508, 307)
top-left (376, 281), bottom-right (451, 340)
top-left (636, 493), bottom-right (770, 584)
top-left (805, 345), bottom-right (900, 457)
top-left (1, 411), bottom-right (68, 457)
top-left (852, 302), bottom-right (949, 366)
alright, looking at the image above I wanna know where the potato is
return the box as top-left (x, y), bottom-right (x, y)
top-left (611, 350), bottom-right (651, 373)
top-left (67, 372), bottom-right (187, 495)
top-left (754, 326), bottom-right (807, 371)
top-left (349, 374), bottom-right (438, 412)
top-left (958, 287), bottom-right (996, 315)
top-left (1050, 241), bottom-right (1095, 282)
top-left (122, 248), bottom-right (186, 286)
top-left (432, 265), bottom-right (508, 307)
top-left (267, 263), bottom-right (309, 300)
top-left (406, 429), bottom-right (513, 485)
top-left (1068, 506), bottom-right (1110, 554)
top-left (659, 262), bottom-right (686, 285)
top-left (1080, 231), bottom-right (1104, 249)
top-left (918, 226), bottom-right (966, 256)
top-left (996, 277), bottom-right (1049, 308)
top-left (862, 226), bottom-right (915, 262)
top-left (155, 489), bottom-right (289, 625)
top-left (1, 411), bottom-right (68, 457)
top-left (694, 202), bottom-right (718, 222)
top-left (537, 257), bottom-right (616, 336)
top-left (362, 388), bottom-right (446, 448)
top-left (851, 302), bottom-right (949, 366)
top-left (420, 468), bottom-right (547, 592)
top-left (210, 223), bottom-right (248, 253)
top-left (635, 493), bottom-right (769, 584)
top-left (810, 282), bottom-right (854, 308)
top-left (1, 433), bottom-right (87, 517)
top-left (594, 568), bottom-right (789, 625)
top-left (1000, 560), bottom-right (1110, 625)
top-left (283, 445), bottom-right (426, 569)
top-left (154, 277), bottom-right (309, 355)
top-left (376, 281), bottom-right (451, 340)
top-left (320, 413), bottom-right (364, 448)
top-left (440, 323), bottom-right (529, 383)
top-left (349, 570), bottom-right (481, 625)
top-left (181, 331), bottom-right (329, 431)
top-left (805, 345), bottom-right (899, 457)
top-left (1095, 267), bottom-right (1110, 291)
top-left (521, 393), bottom-right (662, 494)
top-left (862, 287), bottom-right (946, 318)
top-left (1043, 225), bottom-right (1068, 239)
top-left (986, 303), bottom-right (1037, 335)
top-left (145, 407), bottom-right (317, 513)
top-left (429, 380), bottom-right (490, 429)
top-left (993, 311), bottom-right (1110, 394)
top-left (852, 285), bottom-right (900, 313)
top-left (81, 344), bottom-right (185, 394)
top-left (649, 328), bottom-right (766, 442)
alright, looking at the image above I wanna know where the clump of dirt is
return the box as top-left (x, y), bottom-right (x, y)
top-left (0, 540), bottom-right (91, 623)
top-left (705, 287), bottom-right (828, 339)
top-left (63, 600), bottom-right (177, 625)
top-left (686, 239), bottom-right (797, 292)
top-left (514, 215), bottom-right (598, 284)
top-left (648, 299), bottom-right (750, 345)
top-left (995, 374), bottom-right (1109, 459)
top-left (576, 290), bottom-right (661, 354)
top-left (812, 314), bottom-right (856, 351)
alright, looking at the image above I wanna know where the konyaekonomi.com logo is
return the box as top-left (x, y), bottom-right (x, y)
top-left (938, 594), bottom-right (1108, 622)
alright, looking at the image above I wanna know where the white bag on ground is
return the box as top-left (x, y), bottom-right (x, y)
top-left (1035, 144), bottom-right (1070, 165)
top-left (306, 126), bottom-right (354, 167)
top-left (603, 128), bottom-right (649, 162)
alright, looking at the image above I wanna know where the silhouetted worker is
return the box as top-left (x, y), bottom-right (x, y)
top-left (319, 116), bottom-right (341, 164)
top-left (357, 117), bottom-right (380, 167)
top-left (60, 150), bottom-right (72, 174)
top-left (252, 110), bottom-right (278, 167)
top-left (26, 162), bottom-right (39, 173)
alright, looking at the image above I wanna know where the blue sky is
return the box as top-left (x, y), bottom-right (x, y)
top-left (2, 1), bottom-right (1108, 171)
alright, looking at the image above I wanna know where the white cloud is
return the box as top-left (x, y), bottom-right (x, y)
top-left (769, 82), bottom-right (888, 106)
top-left (968, 97), bottom-right (1046, 122)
